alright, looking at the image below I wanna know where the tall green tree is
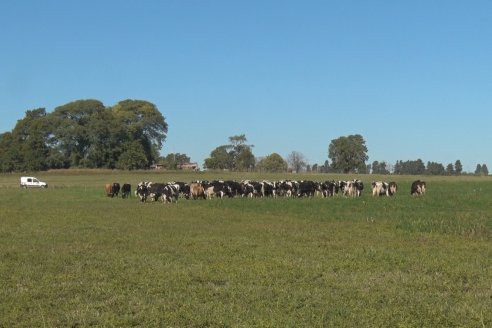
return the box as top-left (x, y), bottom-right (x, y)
top-left (454, 160), bottom-right (463, 175)
top-left (475, 164), bottom-right (482, 175)
top-left (0, 132), bottom-right (22, 172)
top-left (481, 164), bottom-right (489, 176)
top-left (256, 153), bottom-right (288, 172)
top-left (9, 108), bottom-right (51, 171)
top-left (426, 161), bottom-right (445, 175)
top-left (111, 99), bottom-right (168, 165)
top-left (328, 134), bottom-right (368, 173)
top-left (83, 109), bottom-right (125, 168)
top-left (204, 135), bottom-right (255, 171)
top-left (371, 161), bottom-right (390, 174)
top-left (50, 100), bottom-right (106, 167)
top-left (204, 145), bottom-right (233, 170)
top-left (394, 159), bottom-right (426, 175)
top-left (446, 163), bottom-right (455, 175)
top-left (235, 147), bottom-right (255, 171)
top-left (0, 99), bottom-right (168, 171)
top-left (116, 141), bottom-right (149, 170)
top-left (227, 134), bottom-right (255, 171)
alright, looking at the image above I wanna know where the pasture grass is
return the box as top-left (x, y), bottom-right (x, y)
top-left (0, 171), bottom-right (491, 327)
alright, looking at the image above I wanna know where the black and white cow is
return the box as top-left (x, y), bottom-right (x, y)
top-left (371, 181), bottom-right (397, 196)
top-left (320, 180), bottom-right (338, 197)
top-left (261, 180), bottom-right (276, 197)
top-left (224, 180), bottom-right (243, 197)
top-left (167, 181), bottom-right (190, 199)
top-left (240, 180), bottom-right (256, 198)
top-left (161, 184), bottom-right (180, 203)
top-left (343, 179), bottom-right (364, 197)
top-left (203, 180), bottom-right (233, 199)
top-left (136, 182), bottom-right (149, 202)
top-left (147, 183), bottom-right (166, 202)
top-left (372, 181), bottom-right (389, 196)
top-left (411, 180), bottom-right (426, 196)
top-left (297, 180), bottom-right (317, 197)
top-left (388, 182), bottom-right (398, 196)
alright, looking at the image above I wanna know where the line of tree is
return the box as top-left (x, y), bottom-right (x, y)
top-left (1, 105), bottom-right (488, 176)
top-left (0, 99), bottom-right (168, 172)
top-left (204, 134), bottom-right (488, 175)
top-left (203, 134), bottom-right (369, 173)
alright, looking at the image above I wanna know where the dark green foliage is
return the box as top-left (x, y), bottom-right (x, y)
top-left (204, 145), bottom-right (233, 170)
top-left (257, 153), bottom-right (288, 172)
top-left (204, 134), bottom-right (255, 171)
top-left (159, 153), bottom-right (192, 170)
top-left (426, 161), bottom-right (445, 175)
top-left (328, 134), bottom-right (368, 173)
top-left (0, 99), bottom-right (167, 172)
top-left (394, 159), bottom-right (426, 175)
top-left (454, 160), bottom-right (463, 175)
top-left (371, 160), bottom-right (390, 174)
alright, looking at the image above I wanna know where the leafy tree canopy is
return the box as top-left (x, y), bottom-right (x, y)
top-left (328, 134), bottom-right (368, 173)
top-left (257, 153), bottom-right (288, 172)
top-left (204, 135), bottom-right (255, 171)
top-left (0, 99), bottom-right (167, 172)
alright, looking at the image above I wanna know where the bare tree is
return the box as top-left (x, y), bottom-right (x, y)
top-left (287, 151), bottom-right (307, 173)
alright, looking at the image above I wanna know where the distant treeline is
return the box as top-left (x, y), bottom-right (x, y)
top-left (0, 99), bottom-right (488, 175)
top-left (308, 159), bottom-right (488, 176)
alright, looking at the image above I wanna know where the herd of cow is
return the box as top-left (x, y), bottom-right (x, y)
top-left (104, 179), bottom-right (427, 203)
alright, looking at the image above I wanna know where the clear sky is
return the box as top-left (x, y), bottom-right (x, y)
top-left (1, 1), bottom-right (491, 172)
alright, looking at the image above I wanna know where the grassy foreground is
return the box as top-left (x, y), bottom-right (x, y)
top-left (0, 171), bottom-right (491, 327)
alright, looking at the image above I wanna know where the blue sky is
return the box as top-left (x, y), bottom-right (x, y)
top-left (1, 1), bottom-right (491, 172)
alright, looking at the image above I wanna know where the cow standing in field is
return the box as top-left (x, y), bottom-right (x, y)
top-left (276, 180), bottom-right (297, 197)
top-left (121, 183), bottom-right (131, 199)
top-left (372, 181), bottom-right (389, 196)
top-left (190, 182), bottom-right (206, 200)
top-left (167, 181), bottom-right (190, 199)
top-left (136, 183), bottom-right (148, 202)
top-left (372, 181), bottom-right (398, 196)
top-left (388, 182), bottom-right (398, 196)
top-left (225, 180), bottom-right (243, 197)
top-left (411, 180), bottom-right (427, 196)
top-left (105, 183), bottom-right (112, 197)
top-left (161, 184), bottom-right (180, 203)
top-left (297, 180), bottom-right (317, 197)
top-left (105, 182), bottom-right (120, 198)
top-left (261, 180), bottom-right (276, 197)
top-left (203, 180), bottom-right (233, 199)
top-left (320, 180), bottom-right (337, 197)
top-left (343, 179), bottom-right (364, 197)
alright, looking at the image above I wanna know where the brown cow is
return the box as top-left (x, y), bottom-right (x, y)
top-left (190, 182), bottom-right (206, 200)
top-left (105, 183), bottom-right (113, 197)
top-left (105, 182), bottom-right (120, 198)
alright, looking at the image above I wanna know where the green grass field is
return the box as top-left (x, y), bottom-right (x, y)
top-left (1, 171), bottom-right (491, 327)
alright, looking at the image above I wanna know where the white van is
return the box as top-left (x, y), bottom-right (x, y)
top-left (20, 176), bottom-right (48, 188)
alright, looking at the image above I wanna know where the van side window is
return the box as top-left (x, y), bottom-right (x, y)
top-left (28, 178), bottom-right (32, 182)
